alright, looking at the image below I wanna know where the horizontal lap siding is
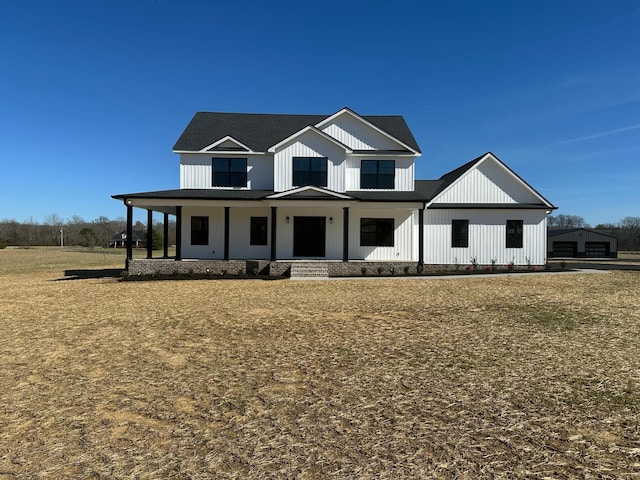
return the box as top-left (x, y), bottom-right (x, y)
top-left (424, 209), bottom-right (547, 265)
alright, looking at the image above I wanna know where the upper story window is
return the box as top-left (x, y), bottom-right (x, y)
top-left (506, 220), bottom-right (523, 248)
top-left (452, 219), bottom-right (469, 248)
top-left (361, 160), bottom-right (395, 189)
top-left (212, 158), bottom-right (247, 187)
top-left (293, 157), bottom-right (327, 187)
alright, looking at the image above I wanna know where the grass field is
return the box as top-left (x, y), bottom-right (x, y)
top-left (1, 248), bottom-right (639, 478)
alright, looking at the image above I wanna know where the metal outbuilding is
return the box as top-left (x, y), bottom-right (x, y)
top-left (548, 228), bottom-right (618, 258)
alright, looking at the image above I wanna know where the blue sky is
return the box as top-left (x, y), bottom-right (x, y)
top-left (1, 0), bottom-right (638, 226)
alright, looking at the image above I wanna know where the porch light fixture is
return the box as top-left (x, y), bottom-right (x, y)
top-left (329, 217), bottom-right (333, 224)
top-left (286, 216), bottom-right (290, 223)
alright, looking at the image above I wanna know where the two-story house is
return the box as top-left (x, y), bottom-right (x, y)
top-left (113, 107), bottom-right (555, 276)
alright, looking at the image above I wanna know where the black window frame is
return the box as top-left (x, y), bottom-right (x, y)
top-left (452, 219), bottom-right (469, 248)
top-left (506, 220), bottom-right (524, 248)
top-left (360, 160), bottom-right (395, 189)
top-left (360, 218), bottom-right (394, 247)
top-left (292, 157), bottom-right (328, 187)
top-left (190, 216), bottom-right (209, 245)
top-left (212, 157), bottom-right (247, 187)
top-left (250, 216), bottom-right (268, 246)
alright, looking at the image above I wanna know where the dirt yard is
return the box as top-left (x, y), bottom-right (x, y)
top-left (1, 248), bottom-right (639, 478)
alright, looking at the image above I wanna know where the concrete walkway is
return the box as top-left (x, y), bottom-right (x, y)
top-left (290, 268), bottom-right (610, 281)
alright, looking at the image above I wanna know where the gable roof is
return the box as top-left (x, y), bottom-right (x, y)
top-left (173, 110), bottom-right (421, 153)
top-left (267, 186), bottom-right (353, 200)
top-left (110, 230), bottom-right (146, 242)
top-left (427, 152), bottom-right (556, 209)
top-left (267, 125), bottom-right (353, 153)
top-left (548, 228), bottom-right (618, 239)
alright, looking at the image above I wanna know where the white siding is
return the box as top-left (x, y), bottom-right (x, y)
top-left (435, 160), bottom-right (542, 204)
top-left (229, 207), bottom-right (271, 259)
top-left (180, 153), bottom-right (274, 190)
top-left (345, 156), bottom-right (414, 191)
top-left (275, 206), bottom-right (344, 259)
top-left (424, 209), bottom-right (548, 266)
top-left (180, 206), bottom-right (224, 259)
top-left (320, 115), bottom-right (405, 150)
top-left (350, 207), bottom-right (416, 261)
top-left (180, 206), bottom-right (271, 259)
top-left (273, 131), bottom-right (347, 192)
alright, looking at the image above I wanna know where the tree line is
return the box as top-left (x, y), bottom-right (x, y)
top-left (0, 214), bottom-right (176, 249)
top-left (1, 213), bottom-right (638, 250)
top-left (548, 215), bottom-right (640, 250)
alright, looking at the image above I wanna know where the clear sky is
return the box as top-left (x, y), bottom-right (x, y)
top-left (1, 0), bottom-right (638, 226)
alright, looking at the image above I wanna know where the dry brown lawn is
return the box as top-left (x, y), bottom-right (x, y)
top-left (1, 248), bottom-right (639, 478)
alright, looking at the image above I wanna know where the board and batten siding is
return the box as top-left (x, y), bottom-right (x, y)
top-left (273, 131), bottom-right (347, 192)
top-left (274, 206), bottom-right (345, 260)
top-left (345, 156), bottom-right (414, 191)
top-left (423, 209), bottom-right (548, 266)
top-left (349, 207), bottom-right (417, 261)
top-left (180, 206), bottom-right (271, 260)
top-left (319, 115), bottom-right (406, 151)
top-left (180, 154), bottom-right (274, 190)
top-left (436, 160), bottom-right (542, 204)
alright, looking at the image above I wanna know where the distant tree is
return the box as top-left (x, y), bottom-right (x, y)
top-left (548, 214), bottom-right (589, 229)
top-left (148, 229), bottom-right (163, 250)
top-left (620, 216), bottom-right (640, 229)
top-left (44, 213), bottom-right (64, 245)
top-left (617, 216), bottom-right (640, 251)
top-left (80, 227), bottom-right (99, 250)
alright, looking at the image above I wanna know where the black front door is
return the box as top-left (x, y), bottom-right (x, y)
top-left (293, 216), bottom-right (326, 257)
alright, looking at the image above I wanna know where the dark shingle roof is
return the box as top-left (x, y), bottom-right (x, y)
top-left (173, 111), bottom-right (421, 153)
top-left (112, 189), bottom-right (274, 201)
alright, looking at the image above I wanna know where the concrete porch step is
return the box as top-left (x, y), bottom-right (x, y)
top-left (290, 262), bottom-right (329, 278)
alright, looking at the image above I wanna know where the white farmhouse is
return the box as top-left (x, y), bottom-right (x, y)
top-left (113, 107), bottom-right (555, 276)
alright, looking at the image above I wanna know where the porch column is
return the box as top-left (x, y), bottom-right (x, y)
top-left (125, 203), bottom-right (133, 269)
top-left (175, 206), bottom-right (182, 261)
top-left (270, 206), bottom-right (277, 261)
top-left (418, 205), bottom-right (425, 272)
top-left (224, 206), bottom-right (230, 261)
top-left (342, 206), bottom-right (349, 262)
top-left (163, 212), bottom-right (169, 258)
top-left (146, 209), bottom-right (153, 259)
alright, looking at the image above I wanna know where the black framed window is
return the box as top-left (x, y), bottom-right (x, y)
top-left (452, 219), bottom-right (469, 248)
top-left (360, 160), bottom-right (395, 189)
top-left (506, 220), bottom-right (523, 248)
top-left (293, 157), bottom-right (327, 187)
top-left (360, 218), bottom-right (394, 246)
top-left (191, 216), bottom-right (209, 245)
top-left (212, 158), bottom-right (247, 187)
top-left (250, 217), bottom-right (268, 245)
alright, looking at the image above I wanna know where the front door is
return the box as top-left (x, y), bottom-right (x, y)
top-left (293, 216), bottom-right (326, 257)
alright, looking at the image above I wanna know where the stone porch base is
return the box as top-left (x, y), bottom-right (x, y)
top-left (126, 259), bottom-right (431, 277)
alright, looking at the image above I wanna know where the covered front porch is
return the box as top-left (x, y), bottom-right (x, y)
top-left (114, 189), bottom-right (426, 275)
